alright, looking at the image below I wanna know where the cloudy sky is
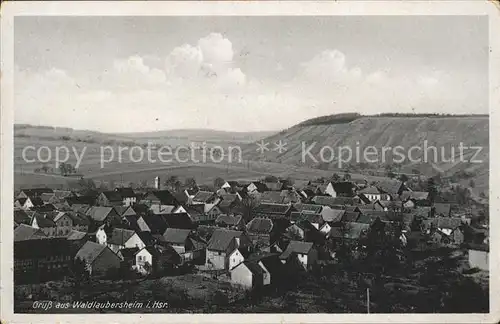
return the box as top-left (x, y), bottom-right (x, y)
top-left (14, 16), bottom-right (488, 133)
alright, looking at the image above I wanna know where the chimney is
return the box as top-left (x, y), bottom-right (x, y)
top-left (154, 176), bottom-right (160, 190)
top-left (234, 237), bottom-right (240, 249)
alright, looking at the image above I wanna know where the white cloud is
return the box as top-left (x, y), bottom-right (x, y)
top-left (14, 41), bottom-right (485, 133)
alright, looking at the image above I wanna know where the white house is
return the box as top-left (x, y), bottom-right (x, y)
top-left (228, 248), bottom-right (245, 270)
top-left (135, 246), bottom-right (155, 274)
top-left (279, 241), bottom-right (318, 270)
top-left (230, 260), bottom-right (270, 289)
top-left (468, 245), bottom-right (489, 271)
top-left (96, 226), bottom-right (108, 245)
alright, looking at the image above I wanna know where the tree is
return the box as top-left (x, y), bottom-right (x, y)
top-left (387, 171), bottom-right (396, 179)
top-left (41, 163), bottom-right (50, 173)
top-left (241, 195), bottom-right (259, 222)
top-left (214, 177), bottom-right (226, 189)
top-left (164, 176), bottom-right (179, 190)
top-left (343, 172), bottom-right (351, 181)
top-left (184, 177), bottom-right (197, 189)
top-left (399, 174), bottom-right (409, 183)
top-left (264, 175), bottom-right (279, 183)
top-left (331, 173), bottom-right (341, 182)
top-left (469, 179), bottom-right (476, 188)
top-left (427, 177), bottom-right (438, 204)
top-left (59, 163), bottom-right (67, 176)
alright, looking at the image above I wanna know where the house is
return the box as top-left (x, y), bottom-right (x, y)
top-left (15, 197), bottom-right (44, 210)
top-left (135, 245), bottom-right (181, 274)
top-left (215, 214), bottom-right (245, 230)
top-left (253, 203), bottom-right (294, 220)
top-left (247, 182), bottom-right (269, 194)
top-left (14, 224), bottom-right (47, 241)
top-left (433, 203), bottom-right (452, 218)
top-left (246, 218), bottom-right (274, 249)
top-left (14, 238), bottom-right (72, 283)
top-left (14, 210), bottom-right (32, 226)
top-left (86, 206), bottom-right (121, 227)
top-left (142, 190), bottom-right (180, 208)
top-left (311, 196), bottom-right (359, 207)
top-left (290, 212), bottom-right (324, 229)
top-left (230, 260), bottom-right (270, 289)
top-left (75, 241), bottom-right (121, 277)
top-left (18, 188), bottom-right (54, 199)
top-left (217, 194), bottom-right (241, 215)
top-left (260, 191), bottom-right (285, 204)
top-left (191, 191), bottom-right (219, 205)
top-left (358, 186), bottom-right (388, 202)
top-left (264, 181), bottom-right (283, 192)
top-left (375, 180), bottom-right (406, 198)
top-left (66, 230), bottom-right (89, 250)
top-left (185, 204), bottom-right (222, 224)
top-left (106, 228), bottom-right (138, 253)
top-left (205, 229), bottom-right (252, 270)
top-left (149, 204), bottom-right (185, 215)
top-left (118, 247), bottom-right (139, 270)
top-left (435, 217), bottom-right (464, 245)
top-left (280, 189), bottom-right (304, 204)
top-left (162, 228), bottom-right (192, 254)
top-left (401, 191), bottom-right (430, 206)
top-left (467, 243), bottom-right (489, 271)
top-left (30, 213), bottom-right (57, 237)
top-left (323, 182), bottom-right (355, 197)
top-left (115, 187), bottom-right (137, 206)
top-left (96, 191), bottom-right (123, 207)
top-left (279, 241), bottom-right (317, 270)
top-left (114, 205), bottom-right (137, 218)
top-left (136, 212), bottom-right (194, 234)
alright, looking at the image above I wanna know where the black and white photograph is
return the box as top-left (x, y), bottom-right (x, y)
top-left (1, 1), bottom-right (499, 323)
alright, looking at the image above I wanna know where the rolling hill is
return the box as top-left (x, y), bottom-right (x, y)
top-left (242, 115), bottom-right (489, 194)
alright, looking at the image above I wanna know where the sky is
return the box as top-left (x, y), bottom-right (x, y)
top-left (14, 16), bottom-right (488, 133)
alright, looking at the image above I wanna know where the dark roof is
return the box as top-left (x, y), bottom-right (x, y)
top-left (359, 186), bottom-right (382, 195)
top-left (466, 243), bottom-right (489, 252)
top-left (14, 238), bottom-right (71, 259)
top-left (260, 191), bottom-right (284, 204)
top-left (341, 211), bottom-right (360, 223)
top-left (33, 213), bottom-right (56, 228)
top-left (322, 209), bottom-right (345, 223)
top-left (148, 190), bottom-right (179, 206)
top-left (136, 231), bottom-right (156, 246)
top-left (246, 218), bottom-right (273, 234)
top-left (67, 195), bottom-right (96, 206)
top-left (115, 187), bottom-right (136, 198)
top-left (207, 229), bottom-right (245, 251)
top-left (107, 228), bottom-right (136, 245)
top-left (311, 196), bottom-right (356, 207)
top-left (280, 241), bottom-right (313, 259)
top-left (30, 197), bottom-right (45, 207)
top-left (192, 191), bottom-right (216, 203)
top-left (14, 224), bottom-right (47, 241)
top-left (119, 247), bottom-right (139, 259)
top-left (196, 225), bottom-right (218, 241)
top-left (330, 182), bottom-right (355, 195)
top-left (101, 191), bottom-right (123, 202)
top-left (435, 217), bottom-right (462, 230)
top-left (20, 188), bottom-right (54, 196)
top-left (254, 203), bottom-right (292, 218)
top-left (249, 182), bottom-right (269, 192)
top-left (238, 261), bottom-right (265, 276)
top-left (163, 228), bottom-right (191, 245)
top-left (66, 230), bottom-right (87, 241)
top-left (294, 203), bottom-right (323, 214)
top-left (86, 207), bottom-right (115, 222)
top-left (376, 180), bottom-right (404, 195)
top-left (172, 191), bottom-right (189, 204)
top-left (14, 210), bottom-right (32, 225)
top-left (215, 214), bottom-right (243, 226)
top-left (75, 241), bottom-right (109, 263)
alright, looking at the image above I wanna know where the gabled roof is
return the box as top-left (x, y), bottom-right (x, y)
top-left (207, 229), bottom-right (245, 251)
top-left (341, 211), bottom-right (360, 223)
top-left (233, 260), bottom-right (265, 276)
top-left (100, 191), bottom-right (123, 202)
top-left (119, 247), bottom-right (139, 259)
top-left (33, 213), bottom-right (56, 228)
top-left (192, 191), bottom-right (216, 203)
top-left (254, 203), bottom-right (292, 218)
top-left (246, 218), bottom-right (273, 234)
top-left (107, 228), bottom-right (136, 245)
top-left (435, 217), bottom-right (462, 230)
top-left (248, 182), bottom-right (269, 192)
top-left (76, 241), bottom-right (110, 264)
top-left (280, 241), bottom-right (313, 259)
top-left (20, 188), bottom-right (54, 197)
top-left (376, 180), bottom-right (404, 195)
top-left (260, 191), bottom-right (285, 204)
top-left (215, 214), bottom-right (243, 226)
top-left (147, 190), bottom-right (179, 206)
top-left (311, 196), bottom-right (356, 207)
top-left (294, 203), bottom-right (323, 214)
top-left (150, 204), bottom-right (178, 215)
top-left (321, 209), bottom-right (345, 223)
top-left (67, 230), bottom-right (87, 241)
top-left (115, 187), bottom-right (136, 198)
top-left (86, 206), bottom-right (115, 222)
top-left (330, 182), bottom-right (355, 195)
top-left (162, 228), bottom-right (191, 245)
top-left (280, 189), bottom-right (303, 204)
top-left (14, 210), bottom-right (32, 225)
top-left (14, 224), bottom-right (47, 241)
top-left (172, 191), bottom-right (189, 204)
top-left (40, 192), bottom-right (56, 203)
top-left (359, 186), bottom-right (382, 195)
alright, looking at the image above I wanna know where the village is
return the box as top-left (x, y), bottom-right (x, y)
top-left (13, 172), bottom-right (490, 313)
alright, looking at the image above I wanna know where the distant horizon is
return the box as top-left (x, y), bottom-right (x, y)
top-left (14, 112), bottom-right (490, 135)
